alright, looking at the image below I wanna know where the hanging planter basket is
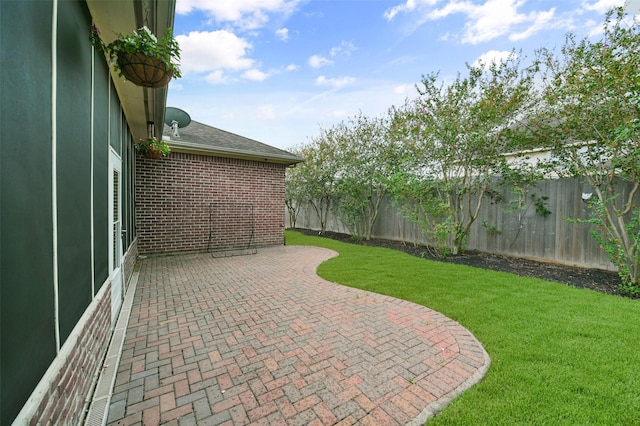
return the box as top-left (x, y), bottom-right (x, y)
top-left (90, 25), bottom-right (181, 88)
top-left (117, 52), bottom-right (173, 88)
top-left (144, 150), bottom-right (164, 159)
top-left (136, 136), bottom-right (170, 159)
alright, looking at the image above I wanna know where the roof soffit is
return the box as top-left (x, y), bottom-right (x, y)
top-left (86, 0), bottom-right (175, 142)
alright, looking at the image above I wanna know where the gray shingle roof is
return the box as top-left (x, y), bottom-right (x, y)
top-left (162, 120), bottom-right (303, 165)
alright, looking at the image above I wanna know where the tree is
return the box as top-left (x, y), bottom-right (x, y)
top-left (284, 147), bottom-right (306, 229)
top-left (534, 7), bottom-right (640, 293)
top-left (294, 129), bottom-right (341, 234)
top-left (331, 111), bottom-right (404, 240)
top-left (392, 54), bottom-right (536, 255)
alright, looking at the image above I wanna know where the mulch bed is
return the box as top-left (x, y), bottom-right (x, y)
top-left (292, 228), bottom-right (632, 298)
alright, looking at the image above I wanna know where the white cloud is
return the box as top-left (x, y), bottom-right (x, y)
top-left (169, 81), bottom-right (183, 91)
top-left (285, 64), bottom-right (300, 71)
top-left (242, 69), bottom-right (268, 81)
top-left (176, 0), bottom-right (301, 30)
top-left (394, 84), bottom-right (414, 95)
top-left (472, 50), bottom-right (516, 67)
top-left (176, 30), bottom-right (254, 74)
top-left (315, 76), bottom-right (356, 88)
top-left (329, 109), bottom-right (349, 118)
top-left (307, 42), bottom-right (354, 71)
top-left (205, 70), bottom-right (228, 84)
top-left (309, 55), bottom-right (333, 68)
top-left (276, 27), bottom-right (289, 41)
top-left (586, 18), bottom-right (606, 37)
top-left (510, 8), bottom-right (556, 41)
top-left (256, 105), bottom-right (277, 120)
top-left (385, 0), bottom-right (438, 20)
top-left (453, 0), bottom-right (530, 44)
top-left (583, 0), bottom-right (625, 14)
top-left (384, 0), bottom-right (559, 44)
top-left (330, 41), bottom-right (357, 57)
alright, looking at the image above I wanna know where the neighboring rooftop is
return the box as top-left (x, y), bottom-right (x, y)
top-left (163, 120), bottom-right (303, 165)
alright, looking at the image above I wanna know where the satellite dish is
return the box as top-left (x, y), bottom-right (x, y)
top-left (164, 107), bottom-right (191, 128)
top-left (165, 107), bottom-right (191, 138)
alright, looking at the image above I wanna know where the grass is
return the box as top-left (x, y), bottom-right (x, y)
top-left (285, 230), bottom-right (640, 425)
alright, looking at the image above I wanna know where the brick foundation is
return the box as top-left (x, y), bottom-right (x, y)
top-left (135, 152), bottom-right (287, 254)
top-left (23, 243), bottom-right (138, 425)
top-left (27, 287), bottom-right (111, 426)
top-left (122, 237), bottom-right (138, 289)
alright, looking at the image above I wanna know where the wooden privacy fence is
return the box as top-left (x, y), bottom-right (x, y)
top-left (288, 177), bottom-right (637, 271)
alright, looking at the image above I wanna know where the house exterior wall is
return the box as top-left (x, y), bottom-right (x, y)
top-left (0, 1), bottom-right (139, 423)
top-left (136, 152), bottom-right (287, 254)
top-left (25, 285), bottom-right (112, 426)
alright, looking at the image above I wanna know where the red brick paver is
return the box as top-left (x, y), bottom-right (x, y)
top-left (107, 246), bottom-right (489, 425)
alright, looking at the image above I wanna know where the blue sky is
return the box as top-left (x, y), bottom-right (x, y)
top-left (166, 0), bottom-right (639, 150)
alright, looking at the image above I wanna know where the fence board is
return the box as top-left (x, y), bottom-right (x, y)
top-left (290, 177), bottom-right (640, 271)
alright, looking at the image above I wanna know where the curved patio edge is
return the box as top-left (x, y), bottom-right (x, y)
top-left (299, 245), bottom-right (492, 425)
top-left (408, 346), bottom-right (490, 425)
top-left (104, 245), bottom-right (491, 426)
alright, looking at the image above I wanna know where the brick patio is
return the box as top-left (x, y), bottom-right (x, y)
top-left (106, 246), bottom-right (489, 425)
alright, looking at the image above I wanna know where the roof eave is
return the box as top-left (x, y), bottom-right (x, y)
top-left (86, 0), bottom-right (176, 142)
top-left (167, 140), bottom-right (305, 166)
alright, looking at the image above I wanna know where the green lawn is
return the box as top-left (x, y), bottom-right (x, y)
top-left (285, 230), bottom-right (640, 425)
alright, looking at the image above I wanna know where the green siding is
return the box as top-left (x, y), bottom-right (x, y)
top-left (123, 131), bottom-right (136, 249)
top-left (1, 0), bottom-right (142, 422)
top-left (93, 59), bottom-right (110, 291)
top-left (109, 90), bottom-right (121, 153)
top-left (0, 3), bottom-right (57, 424)
top-left (55, 0), bottom-right (93, 343)
top-left (122, 133), bottom-right (131, 248)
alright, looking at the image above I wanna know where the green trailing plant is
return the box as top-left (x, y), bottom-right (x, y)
top-left (481, 220), bottom-right (502, 235)
top-left (533, 194), bottom-right (551, 217)
top-left (494, 162), bottom-right (551, 249)
top-left (135, 137), bottom-right (170, 157)
top-left (89, 25), bottom-right (182, 79)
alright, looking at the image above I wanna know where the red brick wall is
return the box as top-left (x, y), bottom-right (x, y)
top-left (135, 152), bottom-right (287, 254)
top-left (122, 237), bottom-right (138, 290)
